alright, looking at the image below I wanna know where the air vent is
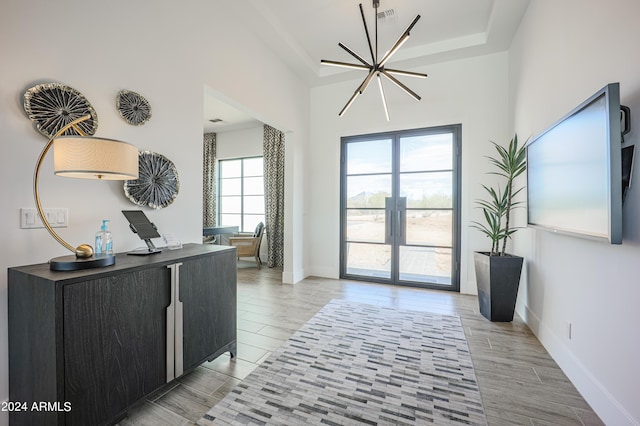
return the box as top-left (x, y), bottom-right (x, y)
top-left (377, 9), bottom-right (395, 22)
top-left (209, 118), bottom-right (223, 123)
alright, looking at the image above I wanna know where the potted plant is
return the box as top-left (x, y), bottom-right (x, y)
top-left (472, 134), bottom-right (527, 321)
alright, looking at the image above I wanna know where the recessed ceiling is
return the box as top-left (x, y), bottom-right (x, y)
top-left (204, 0), bottom-right (530, 132)
top-left (237, 0), bottom-right (530, 84)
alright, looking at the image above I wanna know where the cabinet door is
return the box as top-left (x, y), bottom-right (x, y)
top-left (181, 251), bottom-right (237, 372)
top-left (63, 267), bottom-right (171, 426)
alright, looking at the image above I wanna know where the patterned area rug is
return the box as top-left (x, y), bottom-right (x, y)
top-left (199, 300), bottom-right (487, 425)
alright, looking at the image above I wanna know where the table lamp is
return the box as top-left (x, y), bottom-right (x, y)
top-left (34, 114), bottom-right (139, 271)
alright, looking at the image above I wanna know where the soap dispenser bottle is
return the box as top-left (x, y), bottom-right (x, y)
top-left (95, 220), bottom-right (113, 255)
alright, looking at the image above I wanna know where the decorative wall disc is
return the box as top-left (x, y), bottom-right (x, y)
top-left (116, 90), bottom-right (152, 126)
top-left (124, 151), bottom-right (179, 209)
top-left (23, 83), bottom-right (98, 138)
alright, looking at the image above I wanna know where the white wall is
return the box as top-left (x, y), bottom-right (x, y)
top-left (509, 1), bottom-right (640, 424)
top-left (216, 126), bottom-right (263, 159)
top-left (0, 2), bottom-right (309, 423)
top-left (308, 52), bottom-right (512, 294)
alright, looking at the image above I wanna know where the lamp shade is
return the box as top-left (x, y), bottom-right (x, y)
top-left (54, 136), bottom-right (139, 180)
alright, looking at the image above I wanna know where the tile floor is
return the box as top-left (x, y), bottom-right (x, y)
top-left (118, 261), bottom-right (604, 426)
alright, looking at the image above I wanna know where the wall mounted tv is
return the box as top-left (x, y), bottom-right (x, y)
top-left (526, 83), bottom-right (623, 244)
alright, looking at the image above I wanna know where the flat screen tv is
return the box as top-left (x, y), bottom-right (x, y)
top-left (526, 83), bottom-right (623, 244)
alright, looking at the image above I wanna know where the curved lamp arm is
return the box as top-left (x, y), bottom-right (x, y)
top-left (33, 115), bottom-right (94, 258)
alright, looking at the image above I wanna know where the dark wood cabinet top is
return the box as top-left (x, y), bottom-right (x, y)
top-left (8, 243), bottom-right (236, 284)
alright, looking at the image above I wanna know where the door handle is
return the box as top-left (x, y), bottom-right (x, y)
top-left (398, 197), bottom-right (407, 246)
top-left (385, 197), bottom-right (393, 244)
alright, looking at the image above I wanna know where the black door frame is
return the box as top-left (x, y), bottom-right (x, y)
top-left (339, 124), bottom-right (462, 291)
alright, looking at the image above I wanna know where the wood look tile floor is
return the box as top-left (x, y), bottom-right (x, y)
top-left (118, 261), bottom-right (604, 426)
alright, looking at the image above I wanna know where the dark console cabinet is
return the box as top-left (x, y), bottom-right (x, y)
top-left (8, 244), bottom-right (236, 426)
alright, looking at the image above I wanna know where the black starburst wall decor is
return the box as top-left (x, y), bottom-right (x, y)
top-left (321, 0), bottom-right (427, 120)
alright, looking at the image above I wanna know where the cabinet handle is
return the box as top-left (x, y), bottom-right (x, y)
top-left (166, 264), bottom-right (176, 382)
top-left (174, 262), bottom-right (184, 377)
top-left (166, 262), bottom-right (183, 382)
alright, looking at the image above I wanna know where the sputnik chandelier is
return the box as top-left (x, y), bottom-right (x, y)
top-left (321, 0), bottom-right (427, 120)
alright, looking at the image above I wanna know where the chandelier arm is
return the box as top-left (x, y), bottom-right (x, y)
top-left (357, 69), bottom-right (377, 94)
top-left (404, 14), bottom-right (421, 34)
top-left (384, 68), bottom-right (428, 79)
top-left (381, 70), bottom-right (421, 101)
top-left (338, 69), bottom-right (376, 117)
top-left (359, 3), bottom-right (376, 64)
top-left (379, 34), bottom-right (409, 67)
top-left (377, 73), bottom-right (390, 121)
top-left (338, 43), bottom-right (372, 67)
top-left (321, 59), bottom-right (371, 71)
top-left (378, 15), bottom-right (421, 67)
top-left (339, 91), bottom-right (360, 117)
top-left (374, 0), bottom-right (378, 62)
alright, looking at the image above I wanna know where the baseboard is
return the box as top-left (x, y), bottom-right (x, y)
top-left (461, 279), bottom-right (478, 295)
top-left (306, 266), bottom-right (339, 280)
top-left (282, 267), bottom-right (306, 284)
top-left (521, 305), bottom-right (638, 426)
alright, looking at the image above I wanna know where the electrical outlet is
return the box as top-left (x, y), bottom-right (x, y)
top-left (20, 208), bottom-right (68, 229)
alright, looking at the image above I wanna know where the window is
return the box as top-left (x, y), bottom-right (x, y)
top-left (218, 157), bottom-right (265, 232)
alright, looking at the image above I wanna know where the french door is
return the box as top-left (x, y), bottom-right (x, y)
top-left (340, 125), bottom-right (461, 290)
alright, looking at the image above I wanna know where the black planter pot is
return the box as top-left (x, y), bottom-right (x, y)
top-left (473, 251), bottom-right (524, 322)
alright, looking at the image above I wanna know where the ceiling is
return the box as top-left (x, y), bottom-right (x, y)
top-left (203, 89), bottom-right (263, 134)
top-left (204, 0), bottom-right (530, 133)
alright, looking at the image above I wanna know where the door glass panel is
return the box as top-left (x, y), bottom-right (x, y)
top-left (347, 139), bottom-right (392, 174)
top-left (346, 209), bottom-right (386, 243)
top-left (345, 243), bottom-right (391, 279)
top-left (400, 172), bottom-right (452, 208)
top-left (405, 210), bottom-right (452, 246)
top-left (400, 133), bottom-right (453, 172)
top-left (399, 246), bottom-right (451, 285)
top-left (346, 175), bottom-right (392, 208)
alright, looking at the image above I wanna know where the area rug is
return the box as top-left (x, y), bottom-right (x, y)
top-left (199, 300), bottom-right (487, 425)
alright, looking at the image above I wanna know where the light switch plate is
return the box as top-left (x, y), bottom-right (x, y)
top-left (21, 208), bottom-right (68, 229)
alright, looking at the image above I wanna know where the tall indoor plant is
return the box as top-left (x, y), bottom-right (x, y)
top-left (472, 134), bottom-right (527, 321)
